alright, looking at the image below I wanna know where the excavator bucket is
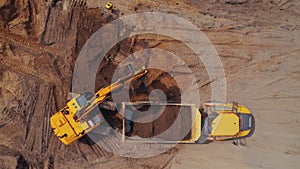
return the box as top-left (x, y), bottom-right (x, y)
top-left (127, 64), bottom-right (136, 73)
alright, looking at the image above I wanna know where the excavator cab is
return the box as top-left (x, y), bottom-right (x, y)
top-left (66, 92), bottom-right (94, 117)
top-left (76, 93), bottom-right (92, 107)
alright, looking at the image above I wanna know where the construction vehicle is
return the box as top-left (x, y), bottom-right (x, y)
top-left (121, 101), bottom-right (254, 144)
top-left (50, 65), bottom-right (148, 145)
top-left (105, 2), bottom-right (113, 10)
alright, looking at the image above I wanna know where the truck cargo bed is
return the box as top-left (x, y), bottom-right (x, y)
top-left (121, 102), bottom-right (196, 143)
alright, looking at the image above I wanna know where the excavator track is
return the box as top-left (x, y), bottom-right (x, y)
top-left (0, 40), bottom-right (62, 86)
top-left (0, 57), bottom-right (51, 84)
top-left (0, 28), bottom-right (59, 57)
top-left (23, 83), bottom-right (54, 155)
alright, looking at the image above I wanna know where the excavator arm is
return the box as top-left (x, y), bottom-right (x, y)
top-left (76, 66), bottom-right (148, 121)
top-left (95, 65), bottom-right (148, 102)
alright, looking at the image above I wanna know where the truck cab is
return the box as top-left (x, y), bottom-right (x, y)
top-left (200, 102), bottom-right (255, 142)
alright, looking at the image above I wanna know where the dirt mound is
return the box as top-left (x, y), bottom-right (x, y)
top-left (126, 104), bottom-right (192, 141)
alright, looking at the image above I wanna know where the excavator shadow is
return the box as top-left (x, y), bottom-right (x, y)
top-left (78, 107), bottom-right (122, 146)
top-left (79, 132), bottom-right (109, 146)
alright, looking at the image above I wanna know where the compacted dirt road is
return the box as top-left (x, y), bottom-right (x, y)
top-left (0, 0), bottom-right (299, 168)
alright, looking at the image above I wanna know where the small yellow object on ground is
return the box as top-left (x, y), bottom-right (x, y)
top-left (105, 2), bottom-right (113, 10)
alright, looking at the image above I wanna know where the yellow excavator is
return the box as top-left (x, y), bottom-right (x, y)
top-left (50, 65), bottom-right (148, 145)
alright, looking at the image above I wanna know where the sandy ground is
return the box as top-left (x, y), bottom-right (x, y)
top-left (0, 0), bottom-right (300, 168)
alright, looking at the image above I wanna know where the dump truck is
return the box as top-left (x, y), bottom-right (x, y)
top-left (120, 101), bottom-right (255, 144)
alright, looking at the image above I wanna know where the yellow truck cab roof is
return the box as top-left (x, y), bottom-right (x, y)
top-left (205, 102), bottom-right (254, 139)
top-left (211, 113), bottom-right (239, 136)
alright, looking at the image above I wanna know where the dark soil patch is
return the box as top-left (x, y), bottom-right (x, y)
top-left (128, 68), bottom-right (181, 103)
top-left (0, 1), bottom-right (19, 26)
top-left (126, 104), bottom-right (192, 141)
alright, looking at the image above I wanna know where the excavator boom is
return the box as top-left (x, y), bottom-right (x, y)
top-left (76, 66), bottom-right (148, 121)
